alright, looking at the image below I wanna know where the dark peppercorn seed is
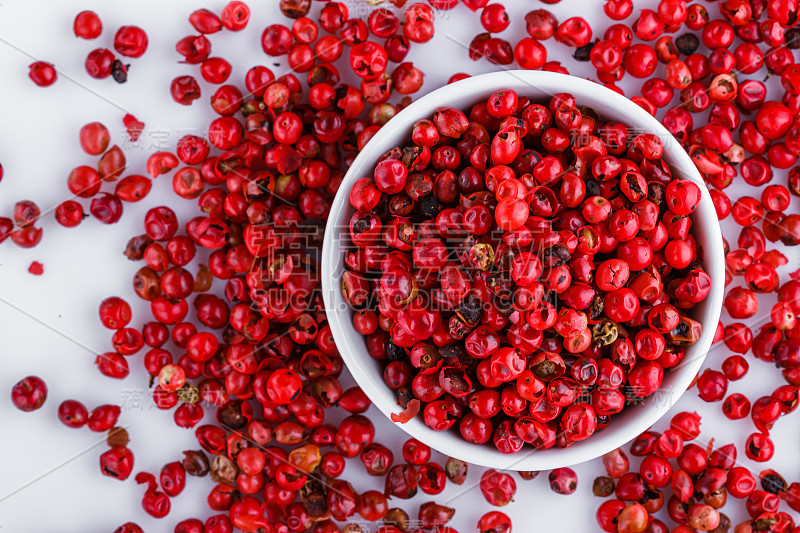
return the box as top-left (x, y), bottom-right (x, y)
top-left (761, 473), bottom-right (787, 494)
top-left (585, 179), bottom-right (601, 197)
top-left (386, 342), bottom-right (406, 361)
top-left (182, 450), bottom-right (210, 477)
top-left (416, 195), bottom-right (441, 218)
top-left (675, 33), bottom-right (699, 55)
top-left (786, 27), bottom-right (800, 49)
top-left (710, 513), bottom-right (731, 533)
top-left (395, 387), bottom-right (413, 409)
top-left (112, 60), bottom-right (129, 83)
top-left (439, 344), bottom-right (465, 360)
top-left (573, 41), bottom-right (595, 61)
top-left (593, 476), bottom-right (616, 497)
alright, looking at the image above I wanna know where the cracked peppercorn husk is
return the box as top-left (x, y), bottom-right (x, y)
top-left (176, 384), bottom-right (199, 404)
top-left (445, 457), bottom-right (468, 485)
top-left (300, 477), bottom-right (328, 517)
top-left (216, 400), bottom-right (248, 429)
top-left (593, 319), bottom-right (618, 346)
top-left (209, 454), bottom-right (238, 485)
top-left (123, 234), bottom-right (152, 260)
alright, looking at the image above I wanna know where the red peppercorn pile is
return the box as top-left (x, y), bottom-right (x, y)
top-left (342, 88), bottom-right (712, 452)
top-left (3, 0), bottom-right (800, 531)
top-left (593, 411), bottom-right (800, 532)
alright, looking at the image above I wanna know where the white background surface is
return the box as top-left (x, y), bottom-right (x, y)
top-left (0, 1), bottom-right (797, 532)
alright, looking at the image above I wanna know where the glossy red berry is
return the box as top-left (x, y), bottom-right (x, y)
top-left (85, 48), bottom-right (116, 79)
top-left (28, 61), bottom-right (57, 86)
top-left (114, 26), bottom-right (148, 57)
top-left (10, 376), bottom-right (47, 412)
top-left (58, 399), bottom-right (89, 428)
top-left (74, 11), bottom-right (102, 39)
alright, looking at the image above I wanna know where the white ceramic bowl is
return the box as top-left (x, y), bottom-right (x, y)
top-left (321, 70), bottom-right (725, 470)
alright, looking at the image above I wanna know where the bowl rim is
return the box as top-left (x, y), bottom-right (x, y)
top-left (321, 70), bottom-right (725, 470)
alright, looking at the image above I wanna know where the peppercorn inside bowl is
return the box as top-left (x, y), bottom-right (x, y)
top-left (321, 70), bottom-right (725, 471)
